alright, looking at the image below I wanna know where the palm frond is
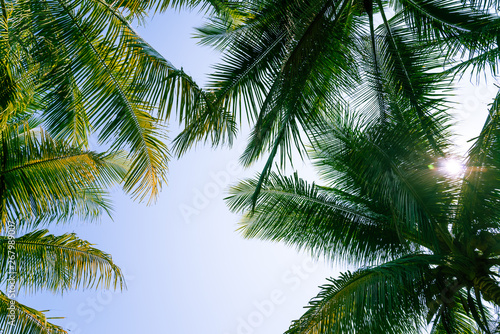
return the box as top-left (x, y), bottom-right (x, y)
top-left (372, 6), bottom-right (451, 152)
top-left (226, 171), bottom-right (410, 265)
top-left (7, 0), bottom-right (235, 201)
top-left (455, 88), bottom-right (500, 242)
top-left (0, 125), bottom-right (127, 227)
top-left (309, 109), bottom-right (454, 251)
top-left (0, 229), bottom-right (124, 294)
top-left (0, 291), bottom-right (66, 334)
top-left (286, 255), bottom-right (438, 334)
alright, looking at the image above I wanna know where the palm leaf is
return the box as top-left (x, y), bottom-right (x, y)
top-left (455, 89), bottom-right (500, 244)
top-left (0, 229), bottom-right (124, 294)
top-left (8, 0), bottom-right (235, 201)
top-left (0, 125), bottom-right (127, 226)
top-left (226, 171), bottom-right (410, 265)
top-left (286, 255), bottom-right (439, 334)
top-left (309, 109), bottom-right (454, 250)
top-left (0, 291), bottom-right (66, 334)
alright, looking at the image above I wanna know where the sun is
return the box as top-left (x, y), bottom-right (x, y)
top-left (442, 158), bottom-right (465, 177)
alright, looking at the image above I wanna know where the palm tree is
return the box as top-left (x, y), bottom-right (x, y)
top-left (226, 86), bottom-right (500, 332)
top-left (0, 0), bottom-right (239, 201)
top-left (0, 230), bottom-right (125, 334)
top-left (0, 119), bottom-right (128, 333)
top-left (182, 0), bottom-right (500, 204)
top-left (0, 1), bottom-right (237, 331)
top-left (212, 2), bottom-right (500, 332)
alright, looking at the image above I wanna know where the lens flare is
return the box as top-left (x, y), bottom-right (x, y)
top-left (442, 158), bottom-right (465, 176)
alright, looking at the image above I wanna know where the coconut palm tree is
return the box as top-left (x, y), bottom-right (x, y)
top-left (0, 1), bottom-right (237, 331)
top-left (216, 2), bottom-right (500, 331)
top-left (0, 230), bottom-right (125, 334)
top-left (226, 91), bottom-right (500, 332)
top-left (182, 0), bottom-right (500, 204)
top-left (0, 118), bottom-right (129, 333)
top-left (0, 0), bottom-right (239, 201)
top-left (225, 72), bottom-right (500, 333)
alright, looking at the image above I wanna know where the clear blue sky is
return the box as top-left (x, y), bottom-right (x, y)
top-left (19, 7), bottom-right (497, 334)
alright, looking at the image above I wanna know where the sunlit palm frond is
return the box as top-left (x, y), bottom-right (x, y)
top-left (0, 125), bottom-right (127, 227)
top-left (0, 229), bottom-right (124, 294)
top-left (6, 0), bottom-right (236, 201)
top-left (286, 255), bottom-right (437, 334)
top-left (429, 293), bottom-right (486, 334)
top-left (392, 0), bottom-right (500, 77)
top-left (0, 291), bottom-right (66, 334)
top-left (455, 89), bottom-right (500, 245)
top-left (309, 109), bottom-right (454, 249)
top-left (372, 8), bottom-right (451, 152)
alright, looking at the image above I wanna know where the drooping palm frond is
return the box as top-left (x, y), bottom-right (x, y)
top-left (455, 89), bottom-right (500, 247)
top-left (237, 0), bottom-right (361, 166)
top-left (0, 229), bottom-right (124, 294)
top-left (0, 125), bottom-right (127, 227)
top-left (372, 8), bottom-right (451, 152)
top-left (285, 255), bottom-right (439, 334)
top-left (204, 0), bottom-right (363, 204)
top-left (0, 0), bottom-right (240, 201)
top-left (227, 171), bottom-right (410, 265)
top-left (351, 14), bottom-right (453, 151)
top-left (392, 0), bottom-right (500, 76)
top-left (429, 293), bottom-right (485, 334)
top-left (0, 291), bottom-right (66, 334)
top-left (170, 89), bottom-right (237, 156)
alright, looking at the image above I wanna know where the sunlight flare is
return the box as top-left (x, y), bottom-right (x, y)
top-left (441, 158), bottom-right (465, 177)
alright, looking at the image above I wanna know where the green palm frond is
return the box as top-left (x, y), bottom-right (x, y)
top-left (0, 291), bottom-right (66, 334)
top-left (238, 0), bottom-right (360, 167)
top-left (2, 0), bottom-right (238, 201)
top-left (372, 7), bottom-right (451, 152)
top-left (286, 255), bottom-right (438, 334)
top-left (392, 0), bottom-right (498, 42)
top-left (455, 89), bottom-right (500, 243)
top-left (170, 89), bottom-right (237, 157)
top-left (150, 0), bottom-right (240, 15)
top-left (429, 294), bottom-right (485, 334)
top-left (207, 0), bottom-right (362, 204)
top-left (393, 0), bottom-right (500, 76)
top-left (0, 125), bottom-right (127, 226)
top-left (226, 171), bottom-right (409, 265)
top-left (0, 229), bottom-right (124, 293)
top-left (309, 110), bottom-right (454, 249)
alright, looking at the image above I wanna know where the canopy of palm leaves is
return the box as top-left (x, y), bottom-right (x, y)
top-left (228, 99), bottom-right (500, 332)
top-left (0, 0), bottom-right (239, 331)
top-left (185, 0), bottom-right (500, 204)
top-left (0, 0), bottom-right (240, 202)
top-left (0, 1), bottom-right (234, 330)
top-left (209, 0), bottom-right (500, 332)
top-left (0, 118), bottom-right (128, 333)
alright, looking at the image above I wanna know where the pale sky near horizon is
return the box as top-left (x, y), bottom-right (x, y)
top-left (16, 6), bottom-right (499, 334)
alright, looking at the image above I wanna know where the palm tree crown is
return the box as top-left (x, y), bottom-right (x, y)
top-left (208, 1), bottom-right (500, 332)
top-left (228, 100), bottom-right (500, 332)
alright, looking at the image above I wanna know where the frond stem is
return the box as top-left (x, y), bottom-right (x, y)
top-left (376, 0), bottom-right (442, 155)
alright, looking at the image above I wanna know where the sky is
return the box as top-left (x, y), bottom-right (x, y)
top-left (19, 8), bottom-right (337, 334)
top-left (17, 6), bottom-right (500, 334)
